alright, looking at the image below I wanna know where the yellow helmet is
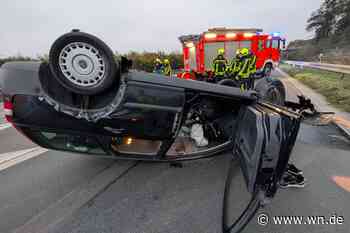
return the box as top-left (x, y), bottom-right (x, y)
top-left (218, 48), bottom-right (225, 55)
top-left (155, 58), bottom-right (161, 63)
top-left (163, 59), bottom-right (170, 64)
top-left (240, 48), bottom-right (249, 56)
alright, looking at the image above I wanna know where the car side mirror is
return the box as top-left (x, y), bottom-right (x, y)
top-left (281, 40), bottom-right (286, 50)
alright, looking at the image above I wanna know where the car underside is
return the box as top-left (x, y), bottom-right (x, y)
top-left (3, 60), bottom-right (260, 160)
top-left (0, 30), bottom-right (322, 233)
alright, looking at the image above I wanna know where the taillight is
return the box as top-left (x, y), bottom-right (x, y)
top-left (3, 100), bottom-right (13, 122)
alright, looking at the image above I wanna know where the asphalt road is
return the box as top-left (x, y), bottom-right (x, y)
top-left (0, 72), bottom-right (350, 233)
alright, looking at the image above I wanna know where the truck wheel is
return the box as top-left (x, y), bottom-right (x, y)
top-left (263, 63), bottom-right (272, 77)
top-left (49, 30), bottom-right (118, 95)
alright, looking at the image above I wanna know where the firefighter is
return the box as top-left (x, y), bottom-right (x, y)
top-left (162, 59), bottom-right (172, 76)
top-left (212, 48), bottom-right (228, 82)
top-left (153, 58), bottom-right (163, 74)
top-left (248, 51), bottom-right (257, 89)
top-left (227, 49), bottom-right (242, 78)
top-left (235, 48), bottom-right (252, 91)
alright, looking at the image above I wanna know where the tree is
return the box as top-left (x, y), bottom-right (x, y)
top-left (124, 51), bottom-right (182, 73)
top-left (36, 54), bottom-right (49, 62)
top-left (335, 0), bottom-right (350, 35)
top-left (0, 56), bottom-right (35, 67)
top-left (306, 0), bottom-right (340, 40)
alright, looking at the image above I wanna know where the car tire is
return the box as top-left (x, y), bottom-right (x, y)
top-left (49, 30), bottom-right (118, 95)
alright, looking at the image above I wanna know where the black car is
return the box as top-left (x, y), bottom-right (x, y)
top-left (0, 30), bottom-right (314, 232)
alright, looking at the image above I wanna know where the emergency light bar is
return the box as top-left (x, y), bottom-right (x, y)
top-left (207, 28), bottom-right (263, 33)
top-left (225, 33), bottom-right (237, 38)
top-left (244, 33), bottom-right (255, 38)
top-left (204, 33), bottom-right (217, 39)
top-left (185, 42), bottom-right (195, 48)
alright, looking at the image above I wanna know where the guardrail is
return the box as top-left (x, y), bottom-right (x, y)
top-left (284, 61), bottom-right (350, 75)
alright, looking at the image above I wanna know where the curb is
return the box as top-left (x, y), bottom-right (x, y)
top-left (277, 67), bottom-right (350, 140)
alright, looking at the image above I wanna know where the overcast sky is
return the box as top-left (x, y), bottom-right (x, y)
top-left (0, 0), bottom-right (323, 57)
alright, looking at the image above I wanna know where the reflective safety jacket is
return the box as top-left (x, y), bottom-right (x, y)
top-left (227, 54), bottom-right (242, 74)
top-left (236, 56), bottom-right (251, 79)
top-left (162, 64), bottom-right (172, 76)
top-left (212, 55), bottom-right (228, 76)
top-left (249, 53), bottom-right (257, 74)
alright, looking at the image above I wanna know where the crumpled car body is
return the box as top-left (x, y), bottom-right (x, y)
top-left (0, 31), bottom-right (306, 233)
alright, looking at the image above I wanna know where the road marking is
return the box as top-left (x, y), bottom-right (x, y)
top-left (333, 116), bottom-right (350, 131)
top-left (332, 176), bottom-right (350, 193)
top-left (0, 147), bottom-right (48, 172)
top-left (13, 161), bottom-right (137, 233)
top-left (0, 123), bottom-right (12, 131)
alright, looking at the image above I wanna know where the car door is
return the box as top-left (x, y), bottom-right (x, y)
top-left (223, 102), bottom-right (301, 233)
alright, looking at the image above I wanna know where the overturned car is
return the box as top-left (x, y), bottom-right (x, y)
top-left (0, 30), bottom-right (318, 232)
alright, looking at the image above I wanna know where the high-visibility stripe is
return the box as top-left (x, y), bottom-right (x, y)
top-left (249, 55), bottom-right (257, 73)
top-left (163, 65), bottom-right (172, 76)
top-left (213, 58), bottom-right (227, 75)
top-left (238, 58), bottom-right (251, 78)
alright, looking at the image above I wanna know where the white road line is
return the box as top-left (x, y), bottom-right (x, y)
top-left (0, 148), bottom-right (38, 163)
top-left (0, 122), bottom-right (12, 131)
top-left (13, 161), bottom-right (136, 233)
top-left (0, 147), bottom-right (48, 172)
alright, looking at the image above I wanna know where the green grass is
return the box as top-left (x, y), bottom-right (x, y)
top-left (280, 64), bottom-right (350, 112)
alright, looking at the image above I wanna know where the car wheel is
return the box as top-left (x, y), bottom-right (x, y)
top-left (49, 30), bottom-right (118, 95)
top-left (263, 63), bottom-right (272, 77)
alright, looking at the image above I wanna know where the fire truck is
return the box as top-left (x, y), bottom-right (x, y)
top-left (178, 28), bottom-right (286, 79)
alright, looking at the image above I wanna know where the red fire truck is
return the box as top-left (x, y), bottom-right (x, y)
top-left (178, 28), bottom-right (286, 79)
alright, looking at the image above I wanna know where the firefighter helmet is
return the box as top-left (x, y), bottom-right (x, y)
top-left (217, 48), bottom-right (225, 55)
top-left (240, 48), bottom-right (249, 56)
top-left (163, 59), bottom-right (170, 64)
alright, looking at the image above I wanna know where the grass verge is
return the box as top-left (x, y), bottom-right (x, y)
top-left (280, 64), bottom-right (350, 112)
